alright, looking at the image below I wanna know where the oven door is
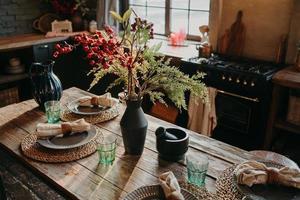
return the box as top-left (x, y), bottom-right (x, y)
top-left (213, 91), bottom-right (262, 150)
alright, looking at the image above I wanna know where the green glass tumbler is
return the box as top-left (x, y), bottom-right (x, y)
top-left (186, 154), bottom-right (209, 187)
top-left (97, 134), bottom-right (117, 165)
top-left (44, 101), bottom-right (61, 124)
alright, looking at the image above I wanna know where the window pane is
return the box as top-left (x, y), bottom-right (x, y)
top-left (147, 7), bottom-right (165, 34)
top-left (171, 0), bottom-right (188, 9)
top-left (189, 11), bottom-right (209, 35)
top-left (171, 9), bottom-right (188, 33)
top-left (147, 0), bottom-right (165, 7)
top-left (190, 0), bottom-right (210, 11)
top-left (129, 0), bottom-right (146, 6)
top-left (130, 6), bottom-right (146, 19)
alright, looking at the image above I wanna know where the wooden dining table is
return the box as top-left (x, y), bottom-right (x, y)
top-left (0, 87), bottom-right (257, 200)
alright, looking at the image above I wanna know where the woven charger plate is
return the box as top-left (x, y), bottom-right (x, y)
top-left (60, 103), bottom-right (120, 124)
top-left (20, 128), bottom-right (103, 163)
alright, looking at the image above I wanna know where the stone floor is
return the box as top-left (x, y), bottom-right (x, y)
top-left (0, 148), bottom-right (66, 200)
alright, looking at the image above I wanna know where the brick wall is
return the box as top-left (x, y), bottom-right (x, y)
top-left (0, 0), bottom-right (43, 36)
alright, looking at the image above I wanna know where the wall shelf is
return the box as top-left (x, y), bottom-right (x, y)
top-left (275, 119), bottom-right (300, 135)
top-left (0, 73), bottom-right (28, 85)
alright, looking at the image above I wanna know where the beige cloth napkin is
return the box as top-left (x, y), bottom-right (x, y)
top-left (78, 93), bottom-right (117, 107)
top-left (235, 160), bottom-right (300, 189)
top-left (159, 171), bottom-right (184, 200)
top-left (188, 87), bottom-right (217, 137)
top-left (36, 119), bottom-right (91, 138)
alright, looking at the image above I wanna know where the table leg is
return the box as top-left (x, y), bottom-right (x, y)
top-left (264, 85), bottom-right (284, 149)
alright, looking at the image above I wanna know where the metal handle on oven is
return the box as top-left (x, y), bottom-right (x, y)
top-left (217, 89), bottom-right (259, 103)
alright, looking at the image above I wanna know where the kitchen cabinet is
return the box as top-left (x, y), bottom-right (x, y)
top-left (0, 34), bottom-right (67, 107)
top-left (264, 66), bottom-right (300, 149)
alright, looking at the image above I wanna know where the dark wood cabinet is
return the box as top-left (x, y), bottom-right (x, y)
top-left (0, 34), bottom-right (67, 107)
top-left (264, 66), bottom-right (300, 149)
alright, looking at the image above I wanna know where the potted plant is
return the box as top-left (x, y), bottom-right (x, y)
top-left (53, 9), bottom-right (208, 155)
top-left (44, 0), bottom-right (89, 30)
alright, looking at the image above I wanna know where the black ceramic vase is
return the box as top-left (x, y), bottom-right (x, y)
top-left (120, 99), bottom-right (148, 155)
top-left (29, 60), bottom-right (62, 108)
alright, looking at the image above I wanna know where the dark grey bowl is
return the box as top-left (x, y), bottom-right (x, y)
top-left (156, 128), bottom-right (189, 162)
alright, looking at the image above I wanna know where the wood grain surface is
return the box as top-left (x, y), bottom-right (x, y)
top-left (0, 33), bottom-right (67, 52)
top-left (0, 87), bottom-right (255, 200)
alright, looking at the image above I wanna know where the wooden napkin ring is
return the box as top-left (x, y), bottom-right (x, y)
top-left (267, 168), bottom-right (280, 184)
top-left (61, 123), bottom-right (72, 134)
top-left (91, 97), bottom-right (98, 106)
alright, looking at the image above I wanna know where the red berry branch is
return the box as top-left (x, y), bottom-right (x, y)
top-left (53, 9), bottom-right (156, 99)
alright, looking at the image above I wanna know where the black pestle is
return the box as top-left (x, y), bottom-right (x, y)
top-left (155, 127), bottom-right (178, 140)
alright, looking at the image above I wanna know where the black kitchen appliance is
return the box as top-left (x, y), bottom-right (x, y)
top-left (181, 54), bottom-right (284, 150)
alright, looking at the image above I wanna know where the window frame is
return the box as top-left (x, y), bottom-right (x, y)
top-left (127, 0), bottom-right (211, 41)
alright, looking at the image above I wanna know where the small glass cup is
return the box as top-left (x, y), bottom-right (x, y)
top-left (97, 134), bottom-right (117, 165)
top-left (186, 154), bottom-right (209, 187)
top-left (44, 100), bottom-right (61, 124)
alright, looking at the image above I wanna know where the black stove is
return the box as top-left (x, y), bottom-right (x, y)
top-left (182, 54), bottom-right (283, 98)
top-left (181, 54), bottom-right (285, 150)
top-left (188, 54), bottom-right (281, 77)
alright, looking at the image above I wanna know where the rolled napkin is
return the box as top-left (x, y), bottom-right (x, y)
top-left (235, 160), bottom-right (300, 189)
top-left (159, 171), bottom-right (184, 200)
top-left (78, 93), bottom-right (116, 107)
top-left (36, 119), bottom-right (91, 138)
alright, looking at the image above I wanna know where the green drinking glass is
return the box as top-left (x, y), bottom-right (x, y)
top-left (97, 134), bottom-right (117, 165)
top-left (44, 100), bottom-right (61, 124)
top-left (186, 154), bottom-right (209, 187)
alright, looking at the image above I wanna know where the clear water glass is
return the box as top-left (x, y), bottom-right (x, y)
top-left (186, 154), bottom-right (209, 187)
top-left (97, 134), bottom-right (117, 165)
top-left (44, 101), bottom-right (61, 124)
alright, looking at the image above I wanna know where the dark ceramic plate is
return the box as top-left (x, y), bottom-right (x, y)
top-left (123, 185), bottom-right (197, 200)
top-left (233, 162), bottom-right (300, 200)
top-left (37, 126), bottom-right (97, 150)
top-left (67, 98), bottom-right (111, 115)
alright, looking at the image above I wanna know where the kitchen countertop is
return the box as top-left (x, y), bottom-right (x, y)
top-left (0, 33), bottom-right (199, 59)
top-left (0, 33), bottom-right (68, 52)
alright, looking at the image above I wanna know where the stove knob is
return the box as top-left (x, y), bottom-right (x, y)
top-left (228, 77), bottom-right (232, 82)
top-left (236, 78), bottom-right (240, 83)
top-left (251, 82), bottom-right (255, 87)
top-left (243, 80), bottom-right (248, 85)
top-left (222, 75), bottom-right (226, 80)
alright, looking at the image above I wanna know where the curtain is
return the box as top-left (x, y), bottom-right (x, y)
top-left (187, 87), bottom-right (217, 137)
top-left (96, 0), bottom-right (119, 29)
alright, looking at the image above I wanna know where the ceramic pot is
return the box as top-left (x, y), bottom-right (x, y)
top-left (120, 99), bottom-right (148, 155)
top-left (29, 60), bottom-right (62, 108)
top-left (71, 12), bottom-right (84, 31)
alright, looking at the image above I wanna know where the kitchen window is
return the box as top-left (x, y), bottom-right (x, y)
top-left (128, 0), bottom-right (210, 40)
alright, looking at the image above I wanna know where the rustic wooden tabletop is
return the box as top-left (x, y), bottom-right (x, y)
top-left (0, 87), bottom-right (256, 200)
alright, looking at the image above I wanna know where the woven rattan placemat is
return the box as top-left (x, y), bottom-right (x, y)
top-left (216, 164), bottom-right (243, 200)
top-left (60, 104), bottom-right (120, 124)
top-left (179, 181), bottom-right (216, 200)
top-left (20, 128), bottom-right (103, 163)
